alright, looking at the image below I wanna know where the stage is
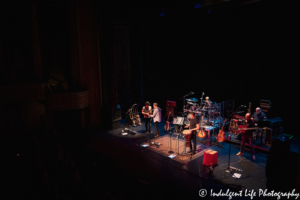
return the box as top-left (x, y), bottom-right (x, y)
top-left (82, 119), bottom-right (298, 199)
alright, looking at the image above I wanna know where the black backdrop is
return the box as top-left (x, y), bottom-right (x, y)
top-left (127, 1), bottom-right (294, 134)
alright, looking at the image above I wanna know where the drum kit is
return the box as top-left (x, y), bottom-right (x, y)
top-left (181, 97), bottom-right (222, 128)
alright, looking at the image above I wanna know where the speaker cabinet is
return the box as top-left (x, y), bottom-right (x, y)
top-left (166, 106), bottom-right (177, 117)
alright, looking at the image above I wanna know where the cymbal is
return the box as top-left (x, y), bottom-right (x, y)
top-left (187, 102), bottom-right (195, 105)
top-left (186, 98), bottom-right (199, 102)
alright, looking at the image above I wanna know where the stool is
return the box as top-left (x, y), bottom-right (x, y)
top-left (203, 149), bottom-right (218, 166)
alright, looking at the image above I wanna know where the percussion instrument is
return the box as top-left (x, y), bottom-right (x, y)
top-left (182, 130), bottom-right (192, 147)
top-left (190, 105), bottom-right (198, 111)
top-left (186, 98), bottom-right (199, 102)
top-left (182, 130), bottom-right (192, 135)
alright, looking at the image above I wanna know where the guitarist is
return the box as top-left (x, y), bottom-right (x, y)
top-left (184, 112), bottom-right (200, 155)
top-left (142, 101), bottom-right (152, 133)
top-left (236, 113), bottom-right (256, 161)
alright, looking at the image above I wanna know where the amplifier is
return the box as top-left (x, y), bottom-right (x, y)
top-left (166, 106), bottom-right (177, 117)
top-left (166, 100), bottom-right (176, 107)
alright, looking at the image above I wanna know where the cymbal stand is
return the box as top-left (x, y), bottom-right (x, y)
top-left (179, 91), bottom-right (194, 114)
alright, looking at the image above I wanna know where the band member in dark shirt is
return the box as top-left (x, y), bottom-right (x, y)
top-left (252, 107), bottom-right (267, 122)
top-left (252, 107), bottom-right (267, 140)
top-left (184, 112), bottom-right (200, 155)
top-left (236, 113), bottom-right (256, 160)
top-left (141, 101), bottom-right (152, 133)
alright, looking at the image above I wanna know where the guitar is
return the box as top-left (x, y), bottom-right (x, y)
top-left (164, 112), bottom-right (171, 131)
top-left (197, 115), bottom-right (206, 138)
top-left (197, 128), bottom-right (206, 138)
top-left (217, 119), bottom-right (227, 142)
top-left (142, 106), bottom-right (153, 117)
top-left (237, 125), bottom-right (258, 134)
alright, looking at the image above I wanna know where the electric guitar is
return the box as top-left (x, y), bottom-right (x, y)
top-left (217, 119), bottom-right (227, 142)
top-left (164, 112), bottom-right (171, 131)
top-left (237, 125), bottom-right (258, 134)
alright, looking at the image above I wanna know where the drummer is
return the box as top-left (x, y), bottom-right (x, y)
top-left (184, 112), bottom-right (200, 155)
top-left (203, 96), bottom-right (212, 109)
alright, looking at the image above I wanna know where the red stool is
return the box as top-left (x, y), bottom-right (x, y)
top-left (203, 150), bottom-right (218, 166)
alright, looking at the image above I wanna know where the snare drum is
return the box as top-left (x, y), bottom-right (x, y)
top-left (182, 130), bottom-right (192, 147)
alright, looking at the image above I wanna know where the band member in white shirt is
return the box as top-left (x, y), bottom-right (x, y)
top-left (145, 102), bottom-right (162, 137)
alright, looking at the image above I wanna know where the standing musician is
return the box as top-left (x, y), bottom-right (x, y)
top-left (146, 103), bottom-right (162, 137)
top-left (142, 101), bottom-right (152, 133)
top-left (184, 112), bottom-right (200, 155)
top-left (236, 113), bottom-right (256, 160)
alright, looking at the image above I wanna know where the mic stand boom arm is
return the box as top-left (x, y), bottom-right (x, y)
top-left (179, 92), bottom-right (194, 113)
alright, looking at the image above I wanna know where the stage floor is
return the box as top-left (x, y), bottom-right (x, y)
top-left (84, 119), bottom-right (298, 199)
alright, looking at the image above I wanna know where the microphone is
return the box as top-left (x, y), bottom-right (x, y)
top-left (240, 105), bottom-right (246, 107)
top-left (190, 91), bottom-right (195, 94)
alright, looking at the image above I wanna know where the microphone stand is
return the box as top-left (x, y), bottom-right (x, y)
top-left (179, 92), bottom-right (194, 113)
top-left (225, 105), bottom-right (243, 173)
top-left (168, 124), bottom-right (174, 154)
top-left (148, 111), bottom-right (153, 145)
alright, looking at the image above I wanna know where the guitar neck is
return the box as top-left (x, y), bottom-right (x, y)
top-left (238, 127), bottom-right (258, 131)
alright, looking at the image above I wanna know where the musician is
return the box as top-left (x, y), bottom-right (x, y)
top-left (142, 101), bottom-right (152, 133)
top-left (252, 107), bottom-right (266, 122)
top-left (147, 103), bottom-right (162, 137)
top-left (204, 96), bottom-right (212, 109)
top-left (252, 107), bottom-right (267, 140)
top-left (184, 112), bottom-right (200, 155)
top-left (236, 113), bottom-right (256, 160)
